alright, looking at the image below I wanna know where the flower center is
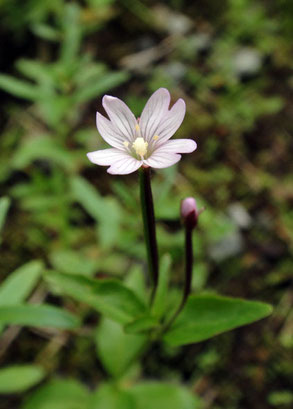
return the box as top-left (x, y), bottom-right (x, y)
top-left (132, 137), bottom-right (148, 157)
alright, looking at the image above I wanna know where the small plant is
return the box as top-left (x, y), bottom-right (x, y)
top-left (0, 88), bottom-right (273, 408)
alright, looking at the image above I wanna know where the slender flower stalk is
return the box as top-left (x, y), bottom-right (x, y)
top-left (86, 88), bottom-right (198, 306)
top-left (180, 225), bottom-right (193, 312)
top-left (165, 198), bottom-right (200, 330)
top-left (139, 167), bottom-right (159, 296)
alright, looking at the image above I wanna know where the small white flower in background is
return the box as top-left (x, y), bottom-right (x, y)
top-left (87, 88), bottom-right (197, 175)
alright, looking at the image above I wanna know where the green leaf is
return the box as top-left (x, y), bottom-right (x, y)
top-left (0, 365), bottom-right (45, 394)
top-left (47, 272), bottom-right (147, 324)
top-left (151, 254), bottom-right (171, 319)
top-left (0, 74), bottom-right (39, 100)
top-left (0, 304), bottom-right (80, 329)
top-left (32, 24), bottom-right (61, 42)
top-left (268, 390), bottom-right (293, 406)
top-left (124, 265), bottom-right (148, 305)
top-left (89, 384), bottom-right (135, 409)
top-left (49, 249), bottom-right (97, 277)
top-left (60, 4), bottom-right (82, 63)
top-left (23, 378), bottom-right (90, 409)
top-left (0, 260), bottom-right (43, 305)
top-left (129, 382), bottom-right (201, 409)
top-left (74, 71), bottom-right (129, 104)
top-left (39, 96), bottom-right (72, 129)
top-left (164, 294), bottom-right (273, 347)
top-left (0, 196), bottom-right (10, 237)
top-left (124, 315), bottom-right (159, 334)
top-left (70, 176), bottom-right (106, 221)
top-left (0, 260), bottom-right (43, 333)
top-left (95, 318), bottom-right (146, 377)
top-left (12, 136), bottom-right (74, 172)
top-left (70, 176), bottom-right (122, 248)
top-left (74, 63), bottom-right (106, 87)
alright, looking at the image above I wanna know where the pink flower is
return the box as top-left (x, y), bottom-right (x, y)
top-left (87, 88), bottom-right (197, 175)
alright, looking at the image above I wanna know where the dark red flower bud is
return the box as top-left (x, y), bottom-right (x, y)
top-left (180, 197), bottom-right (199, 229)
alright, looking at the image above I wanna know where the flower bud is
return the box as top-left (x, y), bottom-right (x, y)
top-left (180, 197), bottom-right (199, 229)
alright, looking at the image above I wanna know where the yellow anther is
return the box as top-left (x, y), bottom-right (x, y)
top-left (132, 137), bottom-right (148, 157)
top-left (135, 124), bottom-right (140, 132)
top-left (153, 134), bottom-right (159, 140)
top-left (123, 141), bottom-right (129, 148)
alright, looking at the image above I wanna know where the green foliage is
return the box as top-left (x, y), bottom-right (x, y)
top-left (0, 260), bottom-right (43, 333)
top-left (0, 75), bottom-right (40, 100)
top-left (0, 304), bottom-right (80, 329)
top-left (47, 272), bottom-right (147, 324)
top-left (49, 249), bottom-right (97, 277)
top-left (95, 318), bottom-right (146, 377)
top-left (129, 382), bottom-right (201, 409)
top-left (0, 365), bottom-right (45, 394)
top-left (0, 196), bottom-right (10, 239)
top-left (124, 315), bottom-right (159, 334)
top-left (0, 0), bottom-right (290, 406)
top-left (164, 294), bottom-right (273, 346)
top-left (70, 176), bottom-right (123, 248)
top-left (23, 379), bottom-right (90, 409)
top-left (268, 390), bottom-right (293, 406)
top-left (151, 254), bottom-right (172, 319)
top-left (89, 384), bottom-right (134, 409)
top-left (0, 261), bottom-right (42, 305)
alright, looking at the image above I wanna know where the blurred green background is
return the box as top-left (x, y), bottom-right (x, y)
top-left (0, 0), bottom-right (292, 408)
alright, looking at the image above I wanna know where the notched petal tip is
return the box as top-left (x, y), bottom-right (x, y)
top-left (154, 87), bottom-right (170, 95)
top-left (107, 167), bottom-right (115, 175)
top-left (96, 110), bottom-right (105, 124)
top-left (103, 94), bottom-right (116, 102)
top-left (176, 97), bottom-right (186, 110)
top-left (102, 95), bottom-right (120, 110)
top-left (148, 87), bottom-right (171, 106)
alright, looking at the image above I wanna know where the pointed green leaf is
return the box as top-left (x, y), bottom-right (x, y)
top-left (124, 315), bottom-right (159, 334)
top-left (0, 260), bottom-right (43, 305)
top-left (89, 384), bottom-right (135, 409)
top-left (23, 378), bottom-right (90, 409)
top-left (60, 4), bottom-right (81, 63)
top-left (74, 71), bottom-right (129, 104)
top-left (49, 249), bottom-right (97, 277)
top-left (96, 318), bottom-right (146, 378)
top-left (129, 382), bottom-right (201, 409)
top-left (47, 272), bottom-right (147, 324)
top-left (0, 365), bottom-right (45, 394)
top-left (0, 260), bottom-right (43, 333)
top-left (0, 304), bottom-right (80, 329)
top-left (70, 176), bottom-right (122, 248)
top-left (12, 136), bottom-right (74, 171)
top-left (16, 59), bottom-right (53, 85)
top-left (164, 294), bottom-right (273, 347)
top-left (0, 75), bottom-right (39, 100)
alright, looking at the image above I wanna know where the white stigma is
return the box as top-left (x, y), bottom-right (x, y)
top-left (133, 137), bottom-right (148, 157)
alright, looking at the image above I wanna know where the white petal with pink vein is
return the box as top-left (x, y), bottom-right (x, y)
top-left (87, 88), bottom-right (197, 175)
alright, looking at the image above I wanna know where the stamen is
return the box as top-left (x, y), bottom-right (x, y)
top-left (123, 141), bottom-right (129, 148)
top-left (153, 134), bottom-right (159, 140)
top-left (133, 137), bottom-right (148, 157)
top-left (135, 124), bottom-right (140, 132)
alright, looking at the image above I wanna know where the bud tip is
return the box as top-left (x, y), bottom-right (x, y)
top-left (181, 197), bottom-right (199, 229)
